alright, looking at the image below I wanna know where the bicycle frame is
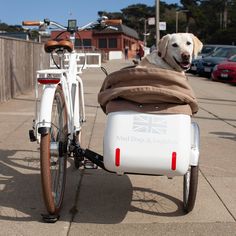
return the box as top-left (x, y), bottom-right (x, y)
top-left (28, 17), bottom-right (116, 146)
top-left (34, 43), bottom-right (85, 144)
top-left (23, 17), bottom-right (125, 222)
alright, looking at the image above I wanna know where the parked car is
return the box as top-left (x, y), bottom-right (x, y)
top-left (201, 46), bottom-right (236, 77)
top-left (190, 44), bottom-right (223, 74)
top-left (189, 58), bottom-right (204, 74)
top-left (190, 45), bottom-right (236, 75)
top-left (211, 54), bottom-right (236, 84)
top-left (197, 44), bottom-right (221, 59)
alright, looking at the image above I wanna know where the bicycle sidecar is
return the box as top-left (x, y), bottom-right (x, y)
top-left (104, 111), bottom-right (199, 176)
top-left (97, 67), bottom-right (200, 213)
top-left (103, 111), bottom-right (200, 212)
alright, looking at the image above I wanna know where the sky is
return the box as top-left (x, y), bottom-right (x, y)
top-left (0, 0), bottom-right (180, 27)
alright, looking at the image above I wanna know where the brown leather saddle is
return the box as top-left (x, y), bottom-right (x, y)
top-left (44, 40), bottom-right (73, 53)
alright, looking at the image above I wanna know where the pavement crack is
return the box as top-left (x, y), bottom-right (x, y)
top-left (200, 168), bottom-right (236, 222)
top-left (67, 169), bottom-right (84, 235)
top-left (67, 107), bottom-right (99, 235)
top-left (199, 106), bottom-right (236, 129)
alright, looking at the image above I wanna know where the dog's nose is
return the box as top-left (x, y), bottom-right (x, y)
top-left (181, 52), bottom-right (190, 61)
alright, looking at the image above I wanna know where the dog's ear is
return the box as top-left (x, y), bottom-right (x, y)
top-left (190, 34), bottom-right (203, 59)
top-left (158, 34), bottom-right (171, 58)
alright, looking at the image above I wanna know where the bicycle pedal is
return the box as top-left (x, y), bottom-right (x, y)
top-left (29, 130), bottom-right (36, 142)
top-left (84, 160), bottom-right (98, 169)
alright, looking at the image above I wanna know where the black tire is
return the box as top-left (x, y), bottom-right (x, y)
top-left (40, 85), bottom-right (68, 215)
top-left (183, 165), bottom-right (199, 213)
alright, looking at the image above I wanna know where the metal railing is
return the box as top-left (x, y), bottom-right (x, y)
top-left (49, 52), bottom-right (102, 73)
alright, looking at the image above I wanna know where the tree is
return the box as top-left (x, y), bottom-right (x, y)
top-left (98, 3), bottom-right (181, 46)
top-left (0, 22), bottom-right (23, 32)
top-left (180, 0), bottom-right (199, 32)
top-left (179, 0), bottom-right (236, 43)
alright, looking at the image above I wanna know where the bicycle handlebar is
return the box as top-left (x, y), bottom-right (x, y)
top-left (22, 17), bottom-right (122, 32)
top-left (103, 19), bottom-right (122, 25)
top-left (22, 21), bottom-right (43, 26)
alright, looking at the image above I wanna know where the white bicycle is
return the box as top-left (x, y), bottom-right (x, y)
top-left (23, 17), bottom-right (120, 222)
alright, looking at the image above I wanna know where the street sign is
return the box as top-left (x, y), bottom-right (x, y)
top-left (148, 17), bottom-right (155, 25)
top-left (148, 17), bottom-right (166, 31)
top-left (159, 22), bottom-right (166, 31)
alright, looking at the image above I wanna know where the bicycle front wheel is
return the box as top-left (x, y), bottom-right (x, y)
top-left (40, 85), bottom-right (68, 215)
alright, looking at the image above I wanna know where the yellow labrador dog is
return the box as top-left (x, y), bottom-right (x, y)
top-left (139, 33), bottom-right (203, 73)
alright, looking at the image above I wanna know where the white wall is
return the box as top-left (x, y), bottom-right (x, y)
top-left (109, 51), bottom-right (123, 60)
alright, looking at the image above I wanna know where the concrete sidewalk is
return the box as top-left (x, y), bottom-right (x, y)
top-left (0, 59), bottom-right (236, 235)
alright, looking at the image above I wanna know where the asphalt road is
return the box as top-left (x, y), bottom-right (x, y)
top-left (0, 59), bottom-right (236, 236)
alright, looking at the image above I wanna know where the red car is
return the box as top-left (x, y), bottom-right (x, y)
top-left (211, 54), bottom-right (236, 84)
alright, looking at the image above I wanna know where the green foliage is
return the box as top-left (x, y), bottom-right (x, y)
top-left (1, 1), bottom-right (236, 45)
top-left (0, 21), bottom-right (39, 40)
top-left (98, 0), bottom-right (236, 46)
top-left (0, 22), bottom-right (23, 32)
top-left (210, 28), bottom-right (236, 45)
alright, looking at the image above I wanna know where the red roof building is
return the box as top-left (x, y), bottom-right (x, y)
top-left (50, 22), bottom-right (141, 59)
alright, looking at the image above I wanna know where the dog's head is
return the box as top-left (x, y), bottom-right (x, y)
top-left (158, 33), bottom-right (203, 72)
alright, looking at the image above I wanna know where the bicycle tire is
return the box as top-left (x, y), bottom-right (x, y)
top-left (183, 165), bottom-right (199, 213)
top-left (40, 85), bottom-right (68, 215)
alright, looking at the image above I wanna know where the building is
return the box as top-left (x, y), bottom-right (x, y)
top-left (50, 22), bottom-right (141, 59)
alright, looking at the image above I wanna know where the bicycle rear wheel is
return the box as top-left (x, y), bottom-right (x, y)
top-left (183, 165), bottom-right (199, 213)
top-left (40, 85), bottom-right (68, 215)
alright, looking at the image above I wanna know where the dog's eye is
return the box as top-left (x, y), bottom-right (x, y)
top-left (172, 43), bottom-right (178, 47)
top-left (186, 41), bottom-right (191, 45)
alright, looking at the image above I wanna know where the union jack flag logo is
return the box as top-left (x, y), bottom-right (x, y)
top-left (132, 115), bottom-right (167, 134)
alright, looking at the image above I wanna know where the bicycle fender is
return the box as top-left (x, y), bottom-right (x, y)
top-left (38, 84), bottom-right (57, 133)
top-left (190, 122), bottom-right (200, 166)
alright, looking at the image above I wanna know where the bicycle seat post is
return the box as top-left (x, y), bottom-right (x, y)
top-left (57, 50), bottom-right (66, 69)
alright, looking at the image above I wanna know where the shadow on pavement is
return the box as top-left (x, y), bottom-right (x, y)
top-left (73, 169), bottom-right (133, 224)
top-left (0, 149), bottom-right (43, 222)
top-left (210, 131), bottom-right (236, 141)
top-left (73, 169), bottom-right (184, 224)
top-left (129, 187), bottom-right (183, 217)
top-left (0, 149), bottom-right (76, 223)
top-left (0, 149), bottom-right (186, 224)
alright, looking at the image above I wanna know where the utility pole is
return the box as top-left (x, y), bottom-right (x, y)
top-left (176, 10), bottom-right (189, 33)
top-left (155, 0), bottom-right (160, 47)
top-left (176, 11), bottom-right (179, 33)
top-left (144, 19), bottom-right (147, 47)
top-left (223, 0), bottom-right (228, 29)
